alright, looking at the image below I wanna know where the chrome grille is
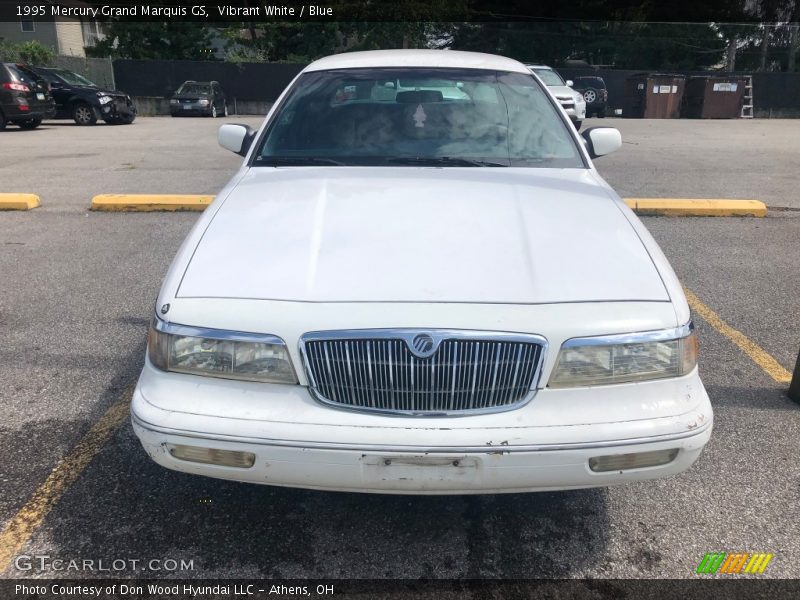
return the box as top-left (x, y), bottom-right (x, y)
top-left (301, 330), bottom-right (545, 415)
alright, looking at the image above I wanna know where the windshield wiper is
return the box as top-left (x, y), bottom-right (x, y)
top-left (386, 157), bottom-right (508, 167)
top-left (256, 156), bottom-right (347, 166)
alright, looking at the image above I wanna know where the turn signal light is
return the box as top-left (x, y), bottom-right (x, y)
top-left (588, 448), bottom-right (679, 472)
top-left (167, 444), bottom-right (255, 468)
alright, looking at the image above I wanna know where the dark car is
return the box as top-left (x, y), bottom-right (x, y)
top-left (0, 63), bottom-right (55, 130)
top-left (170, 81), bottom-right (227, 117)
top-left (31, 67), bottom-right (136, 125)
top-left (571, 76), bottom-right (608, 118)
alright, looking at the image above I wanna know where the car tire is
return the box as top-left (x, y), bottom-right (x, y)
top-left (573, 120), bottom-right (582, 131)
top-left (211, 105), bottom-right (218, 118)
top-left (223, 103), bottom-right (228, 117)
top-left (596, 107), bottom-right (607, 118)
top-left (583, 88), bottom-right (598, 104)
top-left (72, 103), bottom-right (98, 126)
top-left (0, 110), bottom-right (6, 131)
top-left (18, 117), bottom-right (42, 130)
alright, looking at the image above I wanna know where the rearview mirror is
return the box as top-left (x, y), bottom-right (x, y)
top-left (566, 80), bottom-right (574, 87)
top-left (581, 127), bottom-right (622, 159)
top-left (218, 124), bottom-right (256, 157)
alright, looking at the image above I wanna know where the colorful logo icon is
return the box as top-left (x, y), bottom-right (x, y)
top-left (697, 552), bottom-right (774, 574)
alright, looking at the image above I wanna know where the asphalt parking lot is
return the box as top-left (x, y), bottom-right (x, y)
top-left (1, 116), bottom-right (799, 582)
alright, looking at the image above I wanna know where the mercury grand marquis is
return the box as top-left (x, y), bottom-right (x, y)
top-left (131, 50), bottom-right (712, 494)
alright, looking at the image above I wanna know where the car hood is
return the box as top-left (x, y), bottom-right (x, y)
top-left (548, 85), bottom-right (579, 99)
top-left (74, 85), bottom-right (125, 97)
top-left (177, 167), bottom-right (669, 304)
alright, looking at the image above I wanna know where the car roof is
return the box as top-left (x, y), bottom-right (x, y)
top-left (525, 65), bottom-right (553, 70)
top-left (305, 50), bottom-right (531, 74)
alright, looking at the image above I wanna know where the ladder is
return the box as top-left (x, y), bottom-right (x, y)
top-left (741, 76), bottom-right (753, 118)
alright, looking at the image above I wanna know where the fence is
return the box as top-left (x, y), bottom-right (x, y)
top-left (52, 56), bottom-right (115, 90)
top-left (50, 58), bottom-right (800, 118)
top-left (113, 59), bottom-right (304, 102)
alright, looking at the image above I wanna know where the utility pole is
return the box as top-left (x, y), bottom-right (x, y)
top-left (727, 37), bottom-right (737, 71)
top-left (759, 24), bottom-right (770, 71)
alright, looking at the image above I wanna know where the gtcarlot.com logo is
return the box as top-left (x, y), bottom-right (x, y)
top-left (14, 555), bottom-right (195, 572)
top-left (696, 552), bottom-right (774, 574)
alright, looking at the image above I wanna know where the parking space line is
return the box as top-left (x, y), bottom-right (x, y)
top-left (0, 391), bottom-right (132, 572)
top-left (685, 288), bottom-right (792, 383)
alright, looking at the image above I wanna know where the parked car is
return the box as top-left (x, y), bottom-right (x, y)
top-left (526, 64), bottom-right (586, 129)
top-left (170, 81), bottom-right (227, 117)
top-left (0, 63), bottom-right (55, 130)
top-left (31, 67), bottom-right (136, 125)
top-left (133, 50), bottom-right (712, 495)
top-left (571, 75), bottom-right (608, 118)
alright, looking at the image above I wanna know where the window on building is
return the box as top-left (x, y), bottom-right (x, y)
top-left (20, 18), bottom-right (35, 32)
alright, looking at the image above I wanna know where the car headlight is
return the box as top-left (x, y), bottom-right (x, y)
top-left (574, 93), bottom-right (585, 105)
top-left (198, 99), bottom-right (210, 106)
top-left (548, 323), bottom-right (697, 388)
top-left (98, 95), bottom-right (112, 105)
top-left (170, 98), bottom-right (179, 104)
top-left (148, 319), bottom-right (298, 384)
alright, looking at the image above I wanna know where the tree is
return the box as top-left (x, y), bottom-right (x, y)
top-left (87, 22), bottom-right (214, 60)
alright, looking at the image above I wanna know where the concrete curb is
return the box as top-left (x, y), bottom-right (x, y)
top-left (0, 194), bottom-right (40, 211)
top-left (90, 194), bottom-right (214, 212)
top-left (624, 198), bottom-right (767, 217)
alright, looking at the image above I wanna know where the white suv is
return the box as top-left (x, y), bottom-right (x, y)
top-left (527, 64), bottom-right (587, 129)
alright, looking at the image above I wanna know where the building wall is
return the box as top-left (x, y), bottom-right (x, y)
top-left (0, 19), bottom-right (59, 50)
top-left (54, 19), bottom-right (86, 57)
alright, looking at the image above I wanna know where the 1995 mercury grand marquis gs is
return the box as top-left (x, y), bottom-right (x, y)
top-left (132, 50), bottom-right (712, 494)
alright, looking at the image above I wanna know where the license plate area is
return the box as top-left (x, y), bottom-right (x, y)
top-left (183, 105), bottom-right (191, 110)
top-left (362, 454), bottom-right (479, 484)
top-left (36, 92), bottom-right (45, 100)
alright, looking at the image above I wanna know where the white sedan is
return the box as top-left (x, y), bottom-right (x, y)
top-left (132, 50), bottom-right (712, 494)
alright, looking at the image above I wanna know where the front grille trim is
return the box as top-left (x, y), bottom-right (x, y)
top-left (299, 329), bottom-right (547, 417)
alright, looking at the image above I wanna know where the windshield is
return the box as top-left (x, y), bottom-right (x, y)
top-left (46, 69), bottom-right (97, 87)
top-left (177, 83), bottom-right (211, 95)
top-left (532, 68), bottom-right (565, 87)
top-left (254, 68), bottom-right (583, 168)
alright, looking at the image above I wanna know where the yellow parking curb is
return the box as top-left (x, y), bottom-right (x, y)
top-left (0, 193), bottom-right (40, 210)
top-left (90, 194), bottom-right (214, 212)
top-left (624, 198), bottom-right (766, 217)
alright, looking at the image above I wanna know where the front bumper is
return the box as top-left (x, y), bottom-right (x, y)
top-left (170, 102), bottom-right (211, 116)
top-left (131, 360), bottom-right (713, 494)
top-left (559, 101), bottom-right (587, 121)
top-left (99, 98), bottom-right (136, 119)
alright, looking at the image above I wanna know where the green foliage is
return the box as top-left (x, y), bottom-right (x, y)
top-left (448, 21), bottom-right (730, 70)
top-left (0, 40), bottom-right (55, 65)
top-left (87, 22), bottom-right (214, 60)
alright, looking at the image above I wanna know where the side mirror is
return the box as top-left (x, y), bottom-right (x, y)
top-left (582, 127), bottom-right (621, 159)
top-left (566, 80), bottom-right (574, 87)
top-left (218, 123), bottom-right (256, 157)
